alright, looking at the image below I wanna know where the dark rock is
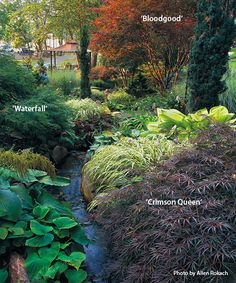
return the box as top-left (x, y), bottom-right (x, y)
top-left (52, 145), bottom-right (68, 165)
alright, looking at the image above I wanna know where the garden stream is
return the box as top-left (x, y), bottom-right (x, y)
top-left (58, 152), bottom-right (108, 283)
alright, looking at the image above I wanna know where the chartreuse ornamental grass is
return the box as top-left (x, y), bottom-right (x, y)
top-left (84, 137), bottom-right (179, 209)
top-left (0, 150), bottom-right (56, 177)
top-left (66, 98), bottom-right (110, 121)
top-left (0, 150), bottom-right (88, 283)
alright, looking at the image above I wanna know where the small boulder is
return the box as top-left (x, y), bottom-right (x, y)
top-left (9, 253), bottom-right (30, 283)
top-left (81, 173), bottom-right (94, 203)
top-left (52, 145), bottom-right (68, 165)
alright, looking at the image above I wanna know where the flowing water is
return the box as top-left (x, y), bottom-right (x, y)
top-left (58, 152), bottom-right (108, 283)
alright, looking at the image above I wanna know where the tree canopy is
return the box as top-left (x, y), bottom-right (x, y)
top-left (91, 0), bottom-right (196, 92)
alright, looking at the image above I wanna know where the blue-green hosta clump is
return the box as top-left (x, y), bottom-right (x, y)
top-left (147, 106), bottom-right (235, 141)
top-left (0, 151), bottom-right (88, 283)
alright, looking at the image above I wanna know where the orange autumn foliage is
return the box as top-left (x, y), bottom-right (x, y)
top-left (91, 0), bottom-right (196, 93)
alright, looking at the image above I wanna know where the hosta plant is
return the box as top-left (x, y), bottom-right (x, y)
top-left (120, 113), bottom-right (157, 137)
top-left (96, 125), bottom-right (236, 283)
top-left (147, 106), bottom-right (235, 141)
top-left (87, 131), bottom-right (121, 157)
top-left (0, 151), bottom-right (88, 283)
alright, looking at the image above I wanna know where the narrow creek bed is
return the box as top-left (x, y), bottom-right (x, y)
top-left (58, 152), bottom-right (108, 283)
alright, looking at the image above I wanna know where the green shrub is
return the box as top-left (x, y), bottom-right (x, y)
top-left (96, 126), bottom-right (236, 283)
top-left (91, 89), bottom-right (106, 102)
top-left (219, 70), bottom-right (236, 113)
top-left (66, 98), bottom-right (110, 122)
top-left (131, 95), bottom-right (163, 112)
top-left (147, 106), bottom-right (235, 141)
top-left (0, 54), bottom-right (36, 107)
top-left (107, 90), bottom-right (135, 110)
top-left (0, 91), bottom-right (74, 149)
top-left (90, 79), bottom-right (115, 90)
top-left (128, 73), bottom-right (154, 98)
top-left (131, 81), bottom-right (187, 113)
top-left (0, 150), bottom-right (88, 283)
top-left (83, 137), bottom-right (178, 208)
top-left (49, 71), bottom-right (80, 96)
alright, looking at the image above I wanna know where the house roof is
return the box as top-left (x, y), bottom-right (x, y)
top-left (51, 40), bottom-right (79, 52)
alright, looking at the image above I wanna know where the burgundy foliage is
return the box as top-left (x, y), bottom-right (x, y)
top-left (96, 126), bottom-right (236, 283)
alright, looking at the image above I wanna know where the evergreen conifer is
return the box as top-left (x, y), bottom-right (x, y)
top-left (188, 0), bottom-right (236, 111)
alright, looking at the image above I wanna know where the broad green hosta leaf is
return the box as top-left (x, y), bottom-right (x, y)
top-left (44, 261), bottom-right (68, 279)
top-left (20, 214), bottom-right (34, 222)
top-left (33, 205), bottom-right (51, 220)
top-left (190, 108), bottom-right (208, 121)
top-left (71, 226), bottom-right (90, 246)
top-left (14, 220), bottom-right (27, 230)
top-left (0, 228), bottom-right (8, 240)
top-left (148, 106), bottom-right (235, 141)
top-left (37, 191), bottom-right (72, 216)
top-left (8, 226), bottom-right (25, 237)
top-left (53, 217), bottom-right (78, 229)
top-left (65, 269), bottom-right (87, 283)
top-left (25, 252), bottom-right (51, 280)
top-left (157, 108), bottom-right (185, 122)
top-left (30, 220), bottom-right (53, 235)
top-left (26, 234), bottom-right (54, 247)
top-left (209, 106), bottom-right (235, 123)
top-left (0, 190), bottom-right (22, 221)
top-left (10, 185), bottom-right (33, 209)
top-left (0, 168), bottom-right (20, 181)
top-left (0, 177), bottom-right (10, 189)
top-left (24, 230), bottom-right (34, 238)
top-left (58, 252), bottom-right (86, 270)
top-left (54, 228), bottom-right (70, 239)
top-left (38, 176), bottom-right (70, 186)
top-left (45, 210), bottom-right (61, 223)
top-left (0, 168), bottom-right (38, 183)
top-left (147, 121), bottom-right (160, 132)
top-left (0, 269), bottom-right (8, 283)
top-left (38, 242), bottom-right (60, 262)
top-left (28, 169), bottom-right (47, 178)
top-left (7, 221), bottom-right (30, 238)
top-left (60, 242), bottom-right (72, 249)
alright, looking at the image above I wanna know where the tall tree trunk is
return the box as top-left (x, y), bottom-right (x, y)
top-left (91, 51), bottom-right (98, 68)
top-left (80, 25), bottom-right (91, 98)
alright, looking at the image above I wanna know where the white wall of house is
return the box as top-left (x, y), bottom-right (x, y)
top-left (46, 33), bottom-right (63, 49)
